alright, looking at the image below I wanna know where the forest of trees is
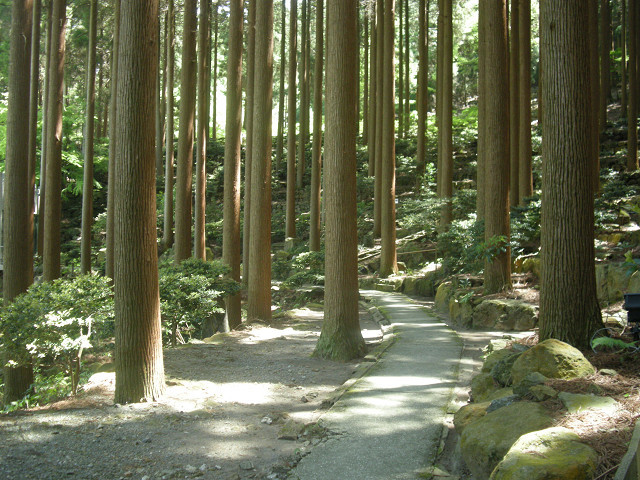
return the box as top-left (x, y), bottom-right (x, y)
top-left (0, 0), bottom-right (639, 404)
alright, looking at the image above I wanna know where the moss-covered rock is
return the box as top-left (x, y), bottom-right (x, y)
top-left (453, 401), bottom-right (490, 434)
top-left (482, 348), bottom-right (515, 373)
top-left (489, 427), bottom-right (598, 480)
top-left (471, 373), bottom-right (499, 403)
top-left (435, 282), bottom-right (455, 312)
top-left (490, 351), bottom-right (523, 387)
top-left (449, 296), bottom-right (474, 328)
top-left (511, 339), bottom-right (595, 386)
top-left (558, 392), bottom-right (620, 414)
top-left (472, 299), bottom-right (537, 331)
top-left (460, 402), bottom-right (554, 479)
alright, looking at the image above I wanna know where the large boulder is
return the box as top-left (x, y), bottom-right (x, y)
top-left (453, 401), bottom-right (490, 434)
top-left (511, 339), bottom-right (595, 386)
top-left (482, 348), bottom-right (515, 373)
top-left (490, 351), bottom-right (523, 386)
top-left (460, 402), bottom-right (554, 479)
top-left (472, 299), bottom-right (538, 331)
top-left (471, 373), bottom-right (499, 402)
top-left (489, 427), bottom-right (598, 480)
top-left (435, 282), bottom-right (455, 312)
top-left (449, 296), bottom-right (474, 328)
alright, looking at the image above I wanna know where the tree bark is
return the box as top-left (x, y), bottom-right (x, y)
top-left (81, 0), bottom-right (98, 274)
top-left (275, 0), bottom-right (287, 171)
top-left (27, 0), bottom-right (40, 279)
top-left (600, 0), bottom-right (611, 128)
top-left (247, 0), bottom-right (274, 323)
top-left (3, 0), bottom-right (35, 405)
top-left (437, 0), bottom-right (453, 230)
top-left (539, 0), bottom-right (603, 349)
top-left (163, 0), bottom-right (175, 250)
top-left (373, 0), bottom-right (384, 237)
top-left (315, 0), bottom-right (365, 361)
top-left (309, 0), bottom-right (324, 253)
top-left (114, 0), bottom-right (165, 404)
top-left (621, 0), bottom-right (627, 117)
top-left (367, 6), bottom-right (377, 177)
top-left (43, 0), bottom-right (66, 282)
top-left (286, 0), bottom-right (298, 241)
top-left (481, 0), bottom-right (511, 294)
top-left (363, 12), bottom-right (369, 145)
top-left (222, 0), bottom-right (244, 331)
top-left (509, 0), bottom-right (520, 207)
top-left (476, 0), bottom-right (486, 219)
top-left (588, 0), bottom-right (601, 190)
top-left (518, 0), bottom-right (532, 202)
top-left (416, 0), bottom-right (429, 182)
top-left (212, 1), bottom-right (219, 139)
top-left (175, 0), bottom-right (198, 262)
top-left (404, 0), bottom-right (410, 138)
top-left (628, 0), bottom-right (638, 171)
top-left (399, 0), bottom-right (404, 138)
top-left (297, 0), bottom-right (310, 189)
top-left (195, 0), bottom-right (210, 260)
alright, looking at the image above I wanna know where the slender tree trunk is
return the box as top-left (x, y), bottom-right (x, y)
top-left (588, 0), bottom-right (601, 191)
top-left (212, 1), bottom-right (219, 139)
top-left (3, 0), bottom-right (35, 405)
top-left (373, 0), bottom-right (384, 237)
top-left (367, 7), bottom-right (377, 176)
top-left (476, 0), bottom-right (486, 219)
top-left (163, 0), bottom-right (175, 250)
top-left (416, 0), bottom-right (429, 182)
top-left (309, 0), bottom-right (324, 253)
top-left (380, 0), bottom-right (397, 277)
top-left (518, 0), bottom-right (532, 202)
top-left (315, 0), bottom-right (365, 361)
top-left (404, 0), bottom-right (410, 137)
top-left (243, 0), bottom-right (257, 283)
top-left (81, 0), bottom-right (98, 274)
top-left (286, 0), bottom-right (298, 241)
top-left (600, 0), bottom-right (611, 128)
top-left (398, 0), bottom-right (404, 138)
top-left (222, 0), bottom-right (244, 331)
top-left (43, 0), bottom-right (66, 282)
top-left (247, 0), bottom-right (274, 323)
top-left (174, 0), bottom-right (198, 262)
top-left (621, 0), bottom-right (627, 117)
top-left (509, 0), bottom-right (520, 207)
top-left (297, 0), bottom-right (310, 189)
top-left (114, 0), bottom-right (165, 404)
top-left (628, 0), bottom-right (638, 171)
top-left (438, 0), bottom-right (453, 230)
top-left (106, 0), bottom-right (121, 279)
top-left (195, 0), bottom-right (210, 260)
top-left (275, 0), bottom-right (287, 171)
top-left (436, 0), bottom-right (443, 197)
top-left (363, 12), bottom-right (369, 144)
top-left (539, 0), bottom-right (603, 350)
top-left (155, 15), bottom-right (163, 179)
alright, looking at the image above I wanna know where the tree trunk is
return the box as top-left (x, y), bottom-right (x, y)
top-left (628, 0), bottom-right (638, 171)
top-left (247, 0), bottom-right (274, 323)
top-left (476, 0), bottom-right (486, 219)
top-left (363, 12), bottom-right (369, 145)
top-left (155, 16), bottom-right (163, 180)
top-left (398, 0), bottom-right (404, 138)
top-left (380, 0), bottom-right (398, 277)
top-left (315, 0), bottom-right (365, 362)
top-left (106, 0), bottom-right (121, 279)
top-left (539, 0), bottom-right (603, 350)
top-left (195, 0), bottom-right (210, 260)
top-left (621, 0), bottom-right (627, 117)
top-left (212, 1), bottom-right (219, 139)
top-left (114, 0), bottom-right (166, 404)
top-left (600, 0), bottom-right (611, 127)
top-left (481, 0), bottom-right (511, 294)
top-left (588, 0), bottom-right (601, 191)
top-left (509, 0), bottom-right (520, 207)
top-left (518, 0), bottom-right (532, 202)
top-left (373, 0), bottom-right (384, 237)
top-left (309, 0), bottom-right (324, 253)
top-left (81, 0), bottom-right (98, 274)
top-left (174, 0), bottom-right (198, 263)
top-left (3, 0), bottom-right (35, 405)
top-left (43, 0), bottom-right (66, 282)
top-left (297, 0), bottom-right (310, 189)
top-left (367, 6), bottom-right (377, 177)
top-left (437, 0), bottom-right (453, 230)
top-left (163, 0), bottom-right (175, 250)
top-left (404, 0), bottom-right (410, 138)
top-left (275, 0), bottom-right (287, 171)
top-left (416, 0), bottom-right (429, 182)
top-left (222, 0), bottom-right (244, 331)
top-left (286, 0), bottom-right (298, 241)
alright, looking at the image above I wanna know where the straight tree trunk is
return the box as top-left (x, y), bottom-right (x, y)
top-left (600, 0), bottom-right (611, 127)
top-left (114, 0), bottom-right (165, 404)
top-left (363, 13), bottom-right (369, 145)
top-left (81, 0), bottom-right (98, 274)
top-left (373, 0), bottom-right (384, 237)
top-left (315, 0), bottom-right (365, 361)
top-left (297, 0), bottom-right (310, 189)
top-left (416, 0), bottom-right (429, 182)
top-left (481, 0), bottom-right (511, 294)
top-left (436, 0), bottom-right (443, 197)
top-left (628, 0), bottom-right (638, 171)
top-left (518, 0), bottom-right (532, 202)
top-left (43, 0), bottom-right (66, 282)
top-left (367, 7), bottom-right (377, 176)
top-left (247, 0), bottom-right (274, 323)
top-left (621, 0), bottom-right (627, 117)
top-left (404, 0), bottom-right (410, 137)
top-left (380, 0), bottom-right (398, 277)
top-left (588, 0), bottom-right (601, 191)
top-left (509, 0), bottom-right (520, 208)
top-left (155, 16), bottom-right (163, 179)
top-left (398, 0), bottom-right (404, 138)
top-left (286, 0), bottom-right (298, 241)
top-left (539, 0), bottom-right (603, 349)
top-left (212, 1), bottom-right (219, 139)
top-left (174, 0), bottom-right (198, 262)
top-left (275, 0), bottom-right (287, 170)
top-left (309, 0), bottom-right (324, 252)
top-left (163, 0), bottom-right (175, 250)
top-left (3, 0), bottom-right (35, 405)
top-left (106, 0), bottom-right (121, 279)
top-left (222, 0), bottom-right (244, 331)
top-left (195, 0), bottom-right (210, 260)
top-left (438, 0), bottom-right (453, 230)
top-left (476, 0), bottom-right (486, 219)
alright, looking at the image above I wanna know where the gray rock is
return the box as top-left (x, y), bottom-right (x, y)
top-left (558, 392), bottom-right (620, 414)
top-left (486, 395), bottom-right (521, 413)
top-left (513, 372), bottom-right (548, 396)
top-left (490, 352), bottom-right (522, 387)
top-left (470, 373), bottom-right (498, 403)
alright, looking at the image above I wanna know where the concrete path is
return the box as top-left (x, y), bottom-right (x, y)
top-left (290, 290), bottom-right (464, 480)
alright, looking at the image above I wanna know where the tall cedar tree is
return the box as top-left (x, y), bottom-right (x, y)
top-left (476, 0), bottom-right (486, 219)
top-left (175, 0), bottom-right (198, 262)
top-left (404, 0), bottom-right (410, 135)
top-left (106, 0), bottom-right (120, 279)
top-left (363, 13), bottom-right (369, 144)
top-left (195, 0), bottom-right (210, 260)
top-left (518, 0), bottom-right (533, 202)
top-left (399, 0), bottom-right (404, 138)
top-left (114, 0), bottom-right (166, 403)
top-left (155, 15), bottom-right (163, 179)
top-left (416, 0), bottom-right (429, 181)
top-left (621, 0), bottom-right (627, 117)
top-left (367, 6), bottom-right (377, 176)
top-left (43, 0), bottom-right (66, 281)
top-left (628, 0), bottom-right (638, 171)
top-left (380, 0), bottom-right (398, 277)
top-left (275, 0), bottom-right (287, 171)
top-left (247, 0), bottom-right (274, 322)
top-left (588, 0), bottom-right (600, 192)
top-left (600, 0), bottom-right (612, 128)
top-left (286, 0), bottom-right (298, 240)
top-left (164, 0), bottom-right (176, 249)
top-left (297, 0), bottom-right (310, 189)
top-left (212, 2), bottom-right (220, 139)
top-left (539, 0), bottom-right (603, 349)
top-left (481, 0), bottom-right (511, 294)
top-left (81, 0), bottom-right (98, 274)
top-left (3, 0), bottom-right (34, 404)
top-left (509, 0), bottom-right (519, 207)
top-left (373, 0), bottom-right (384, 237)
top-left (315, 0), bottom-right (366, 361)
top-left (309, 0), bottom-right (324, 252)
top-left (222, 0), bottom-right (244, 330)
top-left (437, 0), bottom-right (453, 229)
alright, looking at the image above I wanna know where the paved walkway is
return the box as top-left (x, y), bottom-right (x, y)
top-left (290, 289), bottom-right (464, 480)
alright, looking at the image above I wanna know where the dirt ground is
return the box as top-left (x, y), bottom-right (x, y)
top-left (0, 305), bottom-right (383, 480)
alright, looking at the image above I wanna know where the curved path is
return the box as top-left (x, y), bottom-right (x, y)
top-left (290, 289), bottom-right (464, 480)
